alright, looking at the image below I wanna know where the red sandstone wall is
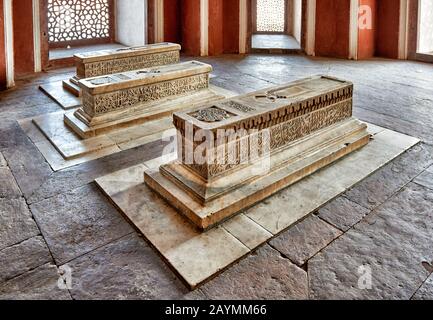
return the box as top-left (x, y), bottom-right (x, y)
top-left (358, 0), bottom-right (376, 59)
top-left (167, 0), bottom-right (239, 56)
top-left (376, 0), bottom-right (400, 59)
top-left (0, 0), bottom-right (6, 89)
top-left (164, 0), bottom-right (182, 44)
top-left (222, 0), bottom-right (239, 53)
top-left (13, 0), bottom-right (35, 76)
top-left (181, 0), bottom-right (201, 56)
top-left (315, 0), bottom-right (351, 58)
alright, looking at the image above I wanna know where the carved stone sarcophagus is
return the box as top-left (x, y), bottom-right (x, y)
top-left (64, 61), bottom-right (212, 138)
top-left (144, 75), bottom-right (371, 230)
top-left (63, 42), bottom-right (181, 96)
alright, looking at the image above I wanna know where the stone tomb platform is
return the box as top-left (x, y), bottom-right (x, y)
top-left (96, 124), bottom-right (419, 289)
top-left (64, 61), bottom-right (212, 139)
top-left (145, 76), bottom-right (370, 230)
top-left (28, 61), bottom-right (235, 171)
top-left (39, 42), bottom-right (181, 109)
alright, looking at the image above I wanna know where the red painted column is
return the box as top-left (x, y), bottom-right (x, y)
top-left (222, 0), bottom-right (239, 53)
top-left (376, 0), bottom-right (400, 59)
top-left (164, 0), bottom-right (182, 44)
top-left (0, 0), bottom-right (6, 89)
top-left (209, 0), bottom-right (240, 55)
top-left (13, 0), bottom-right (35, 76)
top-left (315, 0), bottom-right (350, 58)
top-left (181, 0), bottom-right (201, 56)
top-left (208, 0), bottom-right (224, 55)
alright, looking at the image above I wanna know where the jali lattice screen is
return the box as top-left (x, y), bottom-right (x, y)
top-left (256, 0), bottom-right (285, 32)
top-left (48, 0), bottom-right (111, 43)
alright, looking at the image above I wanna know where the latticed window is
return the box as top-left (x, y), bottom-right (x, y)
top-left (47, 0), bottom-right (113, 45)
top-left (256, 0), bottom-right (286, 33)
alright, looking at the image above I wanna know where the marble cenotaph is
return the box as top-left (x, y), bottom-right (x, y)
top-left (65, 60), bottom-right (213, 138)
top-left (62, 42), bottom-right (181, 97)
top-left (144, 75), bottom-right (371, 230)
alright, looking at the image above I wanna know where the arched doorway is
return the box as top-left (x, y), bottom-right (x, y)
top-left (251, 0), bottom-right (302, 52)
top-left (417, 0), bottom-right (433, 56)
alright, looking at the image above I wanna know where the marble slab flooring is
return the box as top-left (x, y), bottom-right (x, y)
top-left (95, 123), bottom-right (420, 289)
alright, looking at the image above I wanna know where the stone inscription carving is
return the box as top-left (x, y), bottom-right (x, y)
top-left (190, 107), bottom-right (235, 123)
top-left (222, 101), bottom-right (255, 113)
top-left (89, 77), bottom-right (114, 85)
top-left (82, 74), bottom-right (209, 116)
top-left (78, 51), bottom-right (180, 78)
top-left (174, 86), bottom-right (353, 138)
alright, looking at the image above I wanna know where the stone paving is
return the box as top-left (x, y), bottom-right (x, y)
top-left (0, 55), bottom-right (432, 300)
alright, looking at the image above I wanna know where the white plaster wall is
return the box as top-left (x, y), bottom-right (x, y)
top-left (418, 0), bottom-right (433, 53)
top-left (116, 0), bottom-right (148, 46)
top-left (293, 0), bottom-right (302, 43)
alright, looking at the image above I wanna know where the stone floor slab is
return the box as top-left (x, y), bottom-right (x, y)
top-left (25, 138), bottom-right (167, 205)
top-left (270, 215), bottom-right (342, 266)
top-left (222, 214), bottom-right (273, 250)
top-left (2, 138), bottom-right (53, 199)
top-left (413, 275), bottom-right (433, 300)
top-left (0, 167), bottom-right (22, 198)
top-left (96, 124), bottom-right (418, 289)
top-left (66, 233), bottom-right (188, 300)
top-left (30, 184), bottom-right (134, 264)
top-left (309, 183), bottom-right (433, 300)
top-left (0, 263), bottom-right (72, 300)
top-left (39, 81), bottom-right (81, 110)
top-left (414, 165), bottom-right (433, 191)
top-left (199, 245), bottom-right (308, 300)
top-left (344, 143), bottom-right (433, 210)
top-left (318, 196), bottom-right (371, 232)
top-left (245, 127), bottom-right (419, 235)
top-left (0, 198), bottom-right (40, 251)
top-left (0, 236), bottom-right (52, 283)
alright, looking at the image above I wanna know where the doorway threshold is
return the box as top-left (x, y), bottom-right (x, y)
top-left (251, 34), bottom-right (302, 54)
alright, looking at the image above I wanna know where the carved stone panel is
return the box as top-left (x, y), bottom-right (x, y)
top-left (172, 75), bottom-right (355, 181)
top-left (77, 61), bottom-right (212, 120)
top-left (78, 51), bottom-right (180, 78)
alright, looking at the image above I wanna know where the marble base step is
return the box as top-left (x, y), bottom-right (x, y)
top-left (39, 81), bottom-right (81, 110)
top-left (62, 79), bottom-right (81, 97)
